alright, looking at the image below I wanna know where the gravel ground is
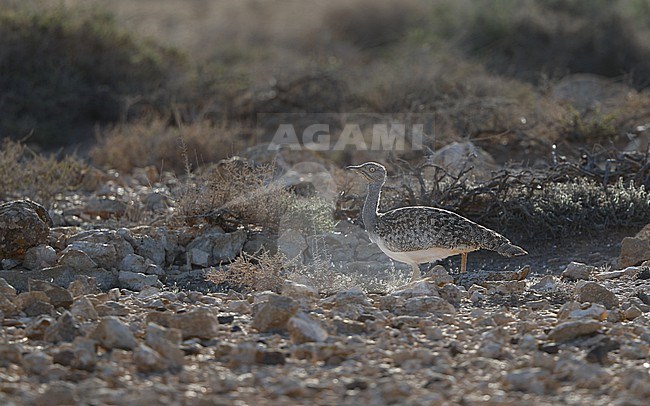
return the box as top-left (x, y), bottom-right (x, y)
top-left (0, 261), bottom-right (649, 405)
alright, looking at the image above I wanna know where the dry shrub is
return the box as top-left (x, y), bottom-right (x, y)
top-left (460, 0), bottom-right (650, 87)
top-left (0, 139), bottom-right (86, 208)
top-left (282, 196), bottom-right (338, 236)
top-left (177, 158), bottom-right (291, 232)
top-left (208, 250), bottom-right (286, 293)
top-left (322, 0), bottom-right (422, 49)
top-left (91, 117), bottom-right (251, 174)
top-left (374, 152), bottom-right (650, 240)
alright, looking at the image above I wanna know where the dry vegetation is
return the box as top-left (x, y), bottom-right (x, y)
top-left (0, 139), bottom-right (86, 208)
top-left (208, 250), bottom-right (287, 293)
top-left (0, 0), bottom-right (648, 241)
top-left (2, 0), bottom-right (650, 162)
top-left (177, 158), bottom-right (291, 232)
top-left (90, 117), bottom-right (252, 174)
top-left (0, 3), bottom-right (649, 404)
top-left (0, 0), bottom-right (649, 264)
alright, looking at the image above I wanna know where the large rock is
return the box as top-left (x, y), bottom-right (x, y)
top-left (90, 316), bottom-right (138, 350)
top-left (287, 312), bottom-right (328, 344)
top-left (23, 245), bottom-right (57, 270)
top-left (28, 279), bottom-right (73, 308)
top-left (277, 229), bottom-right (307, 261)
top-left (66, 229), bottom-right (134, 268)
top-left (504, 368), bottom-right (557, 395)
top-left (430, 141), bottom-right (497, 181)
top-left (67, 275), bottom-right (100, 297)
top-left (133, 344), bottom-right (168, 373)
top-left (561, 262), bottom-right (595, 281)
top-left (119, 253), bottom-right (162, 276)
top-left (145, 323), bottom-right (184, 372)
top-left (129, 226), bottom-right (182, 266)
top-left (22, 351), bottom-right (52, 376)
top-left (0, 343), bottom-right (23, 367)
top-left (52, 337), bottom-right (98, 371)
top-left (44, 311), bottom-right (79, 343)
top-left (62, 242), bottom-right (118, 270)
top-left (70, 296), bottom-right (99, 321)
top-left (118, 271), bottom-right (161, 291)
top-left (186, 229), bottom-right (247, 267)
top-left (58, 249), bottom-right (98, 271)
top-left (13, 291), bottom-right (50, 312)
top-left (0, 294), bottom-right (18, 316)
top-left (146, 309), bottom-right (220, 339)
top-left (281, 280), bottom-right (319, 306)
top-left (252, 293), bottom-right (299, 333)
top-left (576, 281), bottom-right (619, 309)
top-left (619, 224), bottom-right (650, 268)
top-left (0, 200), bottom-right (52, 260)
top-left (402, 296), bottom-right (457, 316)
top-left (547, 320), bottom-right (601, 342)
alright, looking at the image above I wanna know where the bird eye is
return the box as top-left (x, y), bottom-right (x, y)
top-left (369, 167), bottom-right (376, 172)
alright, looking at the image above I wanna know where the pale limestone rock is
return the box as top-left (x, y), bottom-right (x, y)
top-left (558, 301), bottom-right (607, 321)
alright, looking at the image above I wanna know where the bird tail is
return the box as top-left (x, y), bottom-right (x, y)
top-left (496, 243), bottom-right (527, 257)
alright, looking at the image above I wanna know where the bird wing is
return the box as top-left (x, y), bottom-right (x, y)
top-left (375, 206), bottom-right (507, 252)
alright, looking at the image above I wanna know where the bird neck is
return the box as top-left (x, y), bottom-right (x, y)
top-left (362, 181), bottom-right (382, 233)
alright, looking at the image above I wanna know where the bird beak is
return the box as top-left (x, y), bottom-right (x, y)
top-left (346, 165), bottom-right (362, 171)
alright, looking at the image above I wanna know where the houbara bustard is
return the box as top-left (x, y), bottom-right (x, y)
top-left (347, 162), bottom-right (527, 281)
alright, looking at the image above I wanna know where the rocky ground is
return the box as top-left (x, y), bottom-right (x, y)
top-left (1, 179), bottom-right (650, 404)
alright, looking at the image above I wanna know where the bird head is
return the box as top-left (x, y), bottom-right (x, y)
top-left (346, 162), bottom-right (387, 183)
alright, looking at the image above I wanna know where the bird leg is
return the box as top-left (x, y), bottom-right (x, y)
top-left (460, 252), bottom-right (468, 274)
top-left (410, 263), bottom-right (421, 282)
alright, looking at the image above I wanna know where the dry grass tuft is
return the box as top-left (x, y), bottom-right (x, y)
top-left (0, 139), bottom-right (86, 208)
top-left (208, 250), bottom-right (286, 293)
top-left (177, 158), bottom-right (291, 233)
top-left (91, 117), bottom-right (251, 174)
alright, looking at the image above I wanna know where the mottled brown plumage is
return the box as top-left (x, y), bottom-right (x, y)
top-left (347, 162), bottom-right (526, 281)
